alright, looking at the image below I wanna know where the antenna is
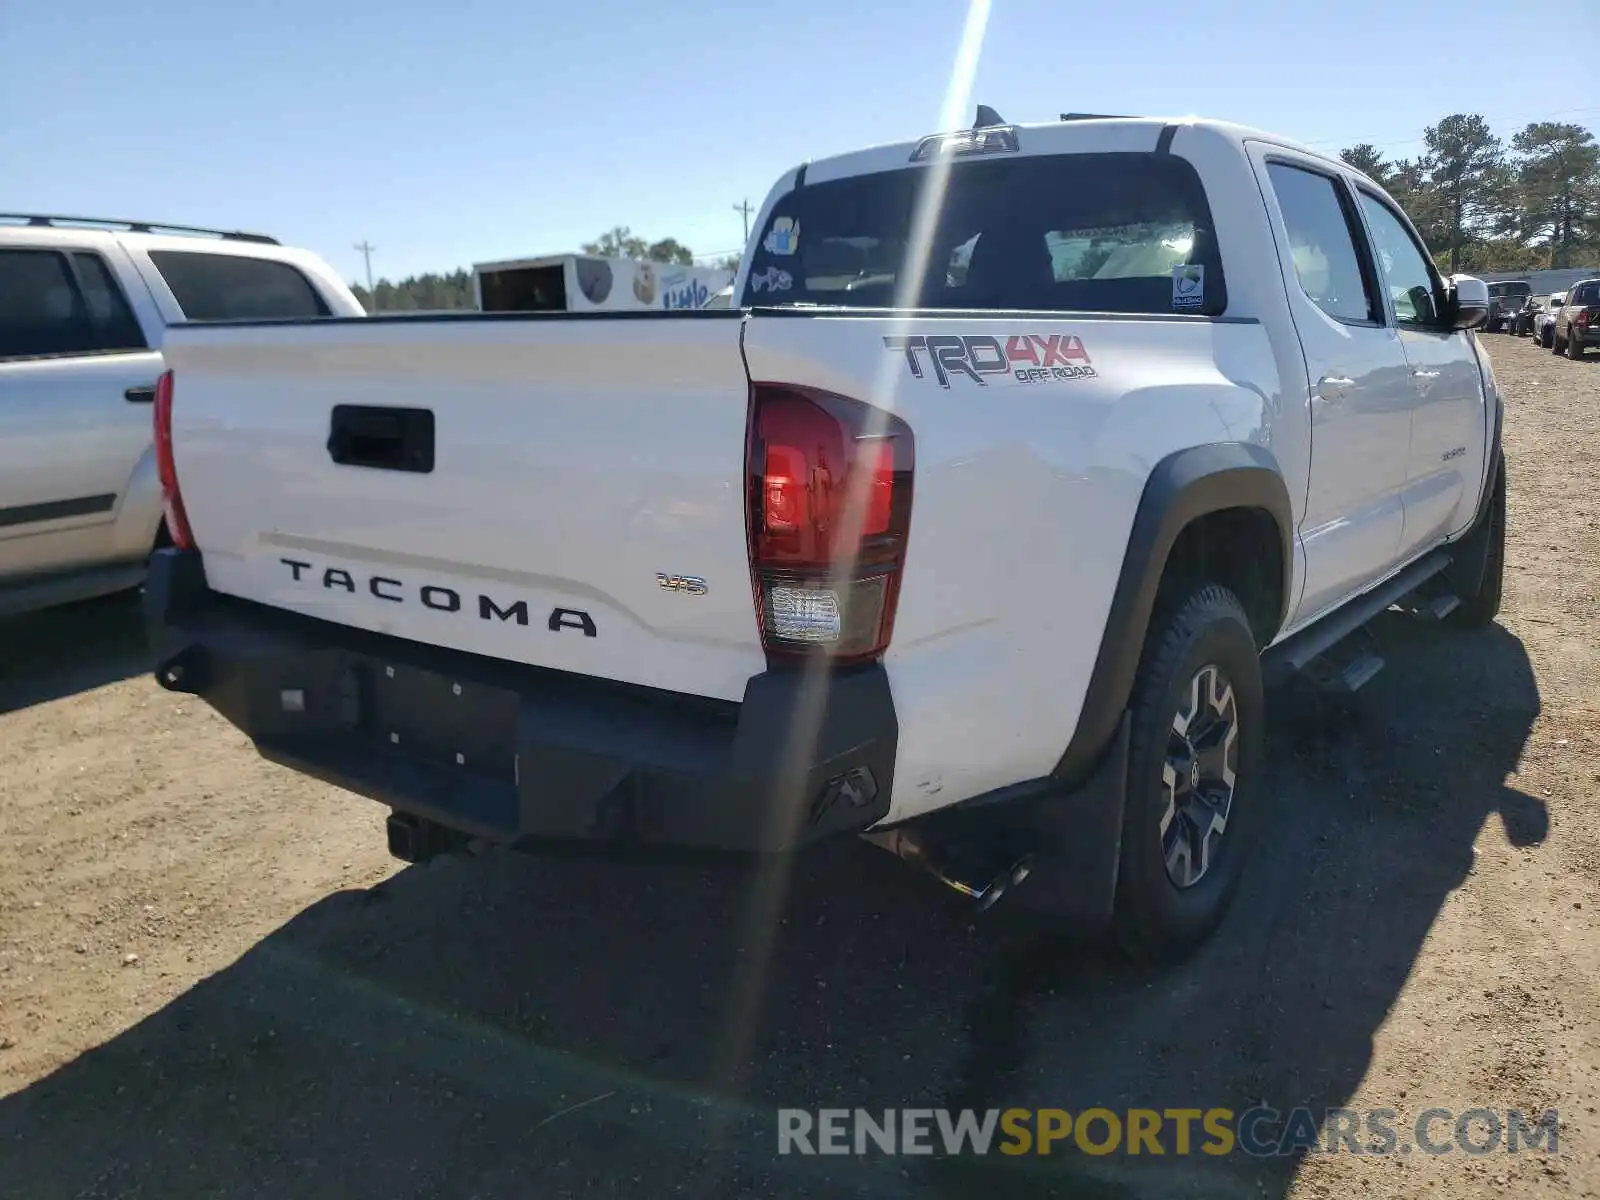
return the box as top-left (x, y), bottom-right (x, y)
top-left (974, 105), bottom-right (1005, 128)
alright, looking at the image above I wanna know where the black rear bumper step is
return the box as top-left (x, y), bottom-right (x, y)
top-left (143, 549), bottom-right (896, 854)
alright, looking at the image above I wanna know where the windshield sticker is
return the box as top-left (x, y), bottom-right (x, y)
top-left (884, 334), bottom-right (1096, 388)
top-left (750, 266), bottom-right (792, 293)
top-left (1172, 264), bottom-right (1204, 311)
top-left (763, 217), bottom-right (800, 256)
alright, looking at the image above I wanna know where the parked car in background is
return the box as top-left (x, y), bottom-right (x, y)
top-left (0, 214), bottom-right (364, 619)
top-left (1536, 293), bottom-right (1566, 347)
top-left (1508, 294), bottom-right (1541, 337)
top-left (1549, 278), bottom-right (1599, 359)
top-left (1486, 279), bottom-right (1532, 332)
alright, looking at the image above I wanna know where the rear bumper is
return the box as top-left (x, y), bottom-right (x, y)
top-left (144, 550), bottom-right (896, 854)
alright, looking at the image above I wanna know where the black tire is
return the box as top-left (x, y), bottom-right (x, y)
top-left (1569, 333), bottom-right (1586, 360)
top-left (1113, 584), bottom-right (1264, 963)
top-left (1551, 331), bottom-right (1564, 355)
top-left (1449, 459), bottom-right (1506, 629)
top-left (1541, 327), bottom-right (1552, 349)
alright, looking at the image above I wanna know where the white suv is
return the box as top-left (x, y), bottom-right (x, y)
top-left (0, 215), bottom-right (364, 618)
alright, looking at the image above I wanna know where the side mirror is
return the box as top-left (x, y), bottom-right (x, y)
top-left (1445, 274), bottom-right (1490, 330)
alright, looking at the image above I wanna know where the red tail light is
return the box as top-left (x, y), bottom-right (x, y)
top-left (1578, 310), bottom-right (1591, 329)
top-left (745, 383), bottom-right (914, 664)
top-left (152, 370), bottom-right (194, 550)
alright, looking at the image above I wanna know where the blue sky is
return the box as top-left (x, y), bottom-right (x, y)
top-left (3, 0), bottom-right (1595, 287)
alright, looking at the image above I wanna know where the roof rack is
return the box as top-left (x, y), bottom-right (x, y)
top-left (1060, 112), bottom-right (1136, 122)
top-left (0, 214), bottom-right (279, 245)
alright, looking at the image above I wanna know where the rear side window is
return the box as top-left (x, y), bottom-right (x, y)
top-left (1264, 163), bottom-right (1377, 324)
top-left (149, 250), bottom-right (330, 320)
top-left (1572, 281), bottom-right (1600, 304)
top-left (71, 253), bottom-right (146, 351)
top-left (742, 152), bottom-right (1228, 316)
top-left (0, 249), bottom-right (148, 359)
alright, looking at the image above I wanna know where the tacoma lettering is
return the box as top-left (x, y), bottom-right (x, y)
top-left (278, 557), bottom-right (591, 636)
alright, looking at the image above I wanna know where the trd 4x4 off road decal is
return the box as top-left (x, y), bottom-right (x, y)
top-left (883, 334), bottom-right (1096, 388)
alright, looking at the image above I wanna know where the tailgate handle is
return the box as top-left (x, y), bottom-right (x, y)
top-left (327, 405), bottom-right (435, 474)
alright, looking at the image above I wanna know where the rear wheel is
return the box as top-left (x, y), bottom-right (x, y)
top-left (1113, 584), bottom-right (1264, 962)
top-left (1569, 332), bottom-right (1586, 360)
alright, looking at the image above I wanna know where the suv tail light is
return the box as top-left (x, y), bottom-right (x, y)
top-left (152, 369), bottom-right (194, 550)
top-left (1578, 309), bottom-right (1591, 329)
top-left (745, 383), bottom-right (914, 664)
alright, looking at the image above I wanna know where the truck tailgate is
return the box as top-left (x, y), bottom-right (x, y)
top-left (160, 314), bottom-right (765, 702)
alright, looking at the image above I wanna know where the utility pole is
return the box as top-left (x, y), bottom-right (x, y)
top-left (732, 199), bottom-right (753, 245)
top-left (354, 240), bottom-right (376, 311)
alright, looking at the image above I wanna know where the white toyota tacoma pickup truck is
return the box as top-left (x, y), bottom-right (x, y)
top-left (144, 112), bottom-right (1505, 959)
top-left (0, 215), bottom-right (363, 618)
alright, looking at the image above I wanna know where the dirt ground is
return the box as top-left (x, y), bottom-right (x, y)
top-left (1, 333), bottom-right (1597, 1199)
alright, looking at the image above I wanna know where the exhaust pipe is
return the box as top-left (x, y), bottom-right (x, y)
top-left (864, 827), bottom-right (1033, 914)
top-left (385, 812), bottom-right (464, 864)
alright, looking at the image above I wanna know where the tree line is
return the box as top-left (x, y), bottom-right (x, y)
top-left (1340, 115), bottom-right (1598, 273)
top-left (351, 116), bottom-right (1600, 310)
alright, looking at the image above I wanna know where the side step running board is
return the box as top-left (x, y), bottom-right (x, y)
top-left (1262, 550), bottom-right (1451, 690)
top-left (1302, 626), bottom-right (1385, 694)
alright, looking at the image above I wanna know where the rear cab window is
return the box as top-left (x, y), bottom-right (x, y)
top-left (742, 152), bottom-right (1227, 316)
top-left (148, 250), bottom-right (330, 320)
top-left (1263, 162), bottom-right (1379, 325)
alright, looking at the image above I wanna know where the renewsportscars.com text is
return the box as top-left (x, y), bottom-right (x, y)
top-left (777, 1107), bottom-right (1561, 1158)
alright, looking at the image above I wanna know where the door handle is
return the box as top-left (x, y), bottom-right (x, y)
top-left (1411, 369), bottom-right (1440, 380)
top-left (124, 385), bottom-right (156, 404)
top-left (1315, 374), bottom-right (1354, 402)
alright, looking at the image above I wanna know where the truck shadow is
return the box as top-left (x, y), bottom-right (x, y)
top-left (0, 591), bottom-right (148, 716)
top-left (0, 616), bottom-right (1542, 1199)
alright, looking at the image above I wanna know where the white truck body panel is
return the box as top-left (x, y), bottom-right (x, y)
top-left (742, 314), bottom-right (1280, 818)
top-left (165, 317), bottom-right (767, 702)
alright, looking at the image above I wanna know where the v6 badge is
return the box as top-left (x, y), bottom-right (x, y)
top-left (657, 573), bottom-right (709, 596)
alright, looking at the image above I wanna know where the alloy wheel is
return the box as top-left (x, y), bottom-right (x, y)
top-left (1160, 663), bottom-right (1240, 889)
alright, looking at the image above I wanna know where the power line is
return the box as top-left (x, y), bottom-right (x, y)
top-left (732, 199), bottom-right (754, 245)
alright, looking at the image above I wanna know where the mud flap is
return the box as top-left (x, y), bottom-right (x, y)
top-left (901, 713), bottom-right (1130, 936)
top-left (1442, 453), bottom-right (1504, 603)
top-left (1002, 713), bottom-right (1130, 933)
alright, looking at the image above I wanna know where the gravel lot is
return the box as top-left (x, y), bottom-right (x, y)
top-left (1, 332), bottom-right (1597, 1199)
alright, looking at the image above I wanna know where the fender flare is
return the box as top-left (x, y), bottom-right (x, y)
top-left (1052, 442), bottom-right (1294, 784)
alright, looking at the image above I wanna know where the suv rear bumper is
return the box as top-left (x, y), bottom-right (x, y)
top-left (144, 550), bottom-right (896, 854)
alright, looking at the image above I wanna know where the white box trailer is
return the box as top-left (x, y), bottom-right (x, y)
top-left (472, 253), bottom-right (732, 313)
